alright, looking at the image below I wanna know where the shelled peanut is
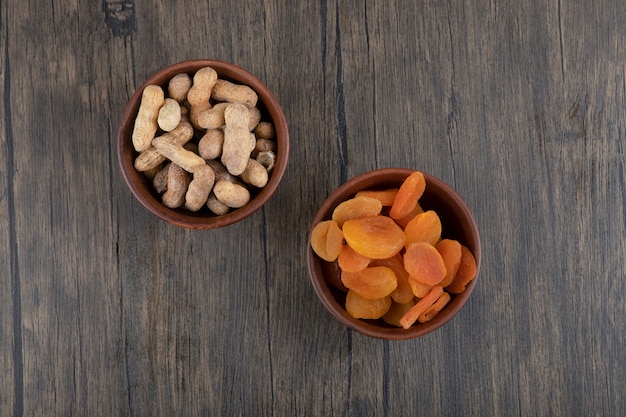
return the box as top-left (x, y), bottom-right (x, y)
top-left (130, 66), bottom-right (277, 214)
top-left (310, 170), bottom-right (477, 329)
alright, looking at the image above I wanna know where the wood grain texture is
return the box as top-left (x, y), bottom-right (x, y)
top-left (1, 0), bottom-right (625, 415)
top-left (1, 3), bottom-right (17, 416)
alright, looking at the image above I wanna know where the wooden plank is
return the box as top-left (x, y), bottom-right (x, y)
top-left (1, 1), bottom-right (17, 415)
top-left (4, 0), bottom-right (129, 415)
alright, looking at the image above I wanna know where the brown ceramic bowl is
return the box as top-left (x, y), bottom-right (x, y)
top-left (307, 168), bottom-right (481, 340)
top-left (117, 59), bottom-right (289, 229)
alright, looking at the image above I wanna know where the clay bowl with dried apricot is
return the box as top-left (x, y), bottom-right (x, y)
top-left (307, 168), bottom-right (481, 340)
top-left (117, 59), bottom-right (289, 229)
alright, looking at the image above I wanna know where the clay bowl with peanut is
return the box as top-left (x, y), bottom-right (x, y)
top-left (307, 168), bottom-right (481, 340)
top-left (117, 59), bottom-right (289, 229)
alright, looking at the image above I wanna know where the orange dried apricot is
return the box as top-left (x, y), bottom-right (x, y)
top-left (332, 196), bottom-right (382, 227)
top-left (382, 300), bottom-right (415, 327)
top-left (435, 239), bottom-right (462, 287)
top-left (393, 202), bottom-right (424, 229)
top-left (404, 210), bottom-right (442, 247)
top-left (404, 242), bottom-right (447, 285)
top-left (371, 254), bottom-right (413, 304)
top-left (310, 220), bottom-right (344, 262)
top-left (418, 291), bottom-right (451, 323)
top-left (345, 290), bottom-right (391, 319)
top-left (341, 266), bottom-right (397, 300)
top-left (337, 244), bottom-right (371, 273)
top-left (445, 244), bottom-right (477, 293)
top-left (355, 188), bottom-right (399, 206)
top-left (399, 285), bottom-right (443, 329)
top-left (389, 171), bottom-right (426, 220)
top-left (342, 216), bottom-right (406, 259)
top-left (408, 278), bottom-right (433, 298)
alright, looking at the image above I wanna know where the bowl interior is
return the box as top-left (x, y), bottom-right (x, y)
top-left (307, 168), bottom-right (481, 340)
top-left (117, 59), bottom-right (289, 229)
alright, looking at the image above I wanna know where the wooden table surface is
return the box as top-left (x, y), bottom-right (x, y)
top-left (2, 0), bottom-right (625, 415)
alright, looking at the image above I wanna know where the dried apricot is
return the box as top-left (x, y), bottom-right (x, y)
top-left (337, 244), bottom-right (371, 273)
top-left (393, 202), bottom-right (424, 229)
top-left (445, 244), bottom-right (477, 293)
top-left (345, 290), bottom-right (391, 319)
top-left (355, 188), bottom-right (399, 206)
top-left (389, 170), bottom-right (426, 220)
top-left (435, 239), bottom-right (462, 287)
top-left (399, 285), bottom-right (443, 329)
top-left (332, 196), bottom-right (382, 227)
top-left (382, 300), bottom-right (415, 327)
top-left (310, 220), bottom-right (344, 262)
top-left (371, 254), bottom-right (413, 304)
top-left (408, 278), bottom-right (432, 298)
top-left (342, 216), bottom-right (406, 259)
top-left (418, 291), bottom-right (451, 323)
top-left (404, 242), bottom-right (447, 285)
top-left (404, 210), bottom-right (442, 247)
top-left (341, 266), bottom-right (397, 300)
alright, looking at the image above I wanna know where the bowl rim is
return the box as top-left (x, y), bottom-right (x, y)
top-left (116, 59), bottom-right (289, 229)
top-left (306, 167), bottom-right (481, 340)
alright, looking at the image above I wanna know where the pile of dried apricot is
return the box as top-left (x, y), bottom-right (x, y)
top-left (310, 171), bottom-right (477, 329)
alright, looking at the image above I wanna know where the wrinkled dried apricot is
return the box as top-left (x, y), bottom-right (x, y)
top-left (371, 254), bottom-right (413, 304)
top-left (310, 220), bottom-right (344, 262)
top-left (389, 171), bottom-right (426, 220)
top-left (435, 239), bottom-right (462, 287)
top-left (382, 300), bottom-right (415, 327)
top-left (404, 242), bottom-right (447, 285)
top-left (418, 291), bottom-right (451, 323)
top-left (393, 202), bottom-right (424, 229)
top-left (332, 196), bottom-right (382, 227)
top-left (345, 290), bottom-right (391, 319)
top-left (446, 244), bottom-right (477, 293)
top-left (341, 266), bottom-right (397, 300)
top-left (399, 285), bottom-right (443, 329)
top-left (408, 278), bottom-right (432, 298)
top-left (404, 210), bottom-right (442, 247)
top-left (342, 216), bottom-right (406, 259)
top-left (337, 244), bottom-right (371, 273)
top-left (355, 188), bottom-right (399, 206)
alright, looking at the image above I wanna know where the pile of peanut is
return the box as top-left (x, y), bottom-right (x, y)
top-left (131, 66), bottom-right (277, 214)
